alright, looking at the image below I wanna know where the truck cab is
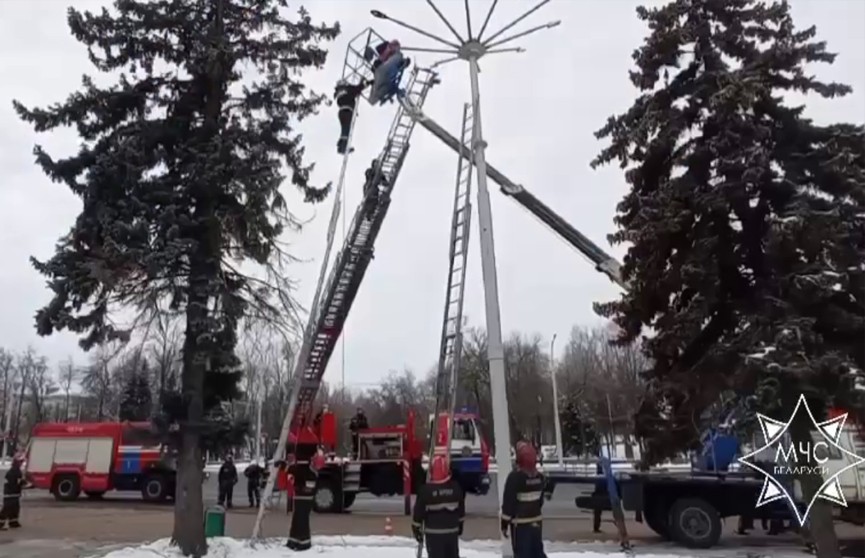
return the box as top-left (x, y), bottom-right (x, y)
top-left (429, 410), bottom-right (491, 495)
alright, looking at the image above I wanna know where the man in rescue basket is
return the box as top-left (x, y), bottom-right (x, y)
top-left (412, 454), bottom-right (465, 558)
top-left (286, 450), bottom-right (326, 551)
top-left (501, 441), bottom-right (547, 558)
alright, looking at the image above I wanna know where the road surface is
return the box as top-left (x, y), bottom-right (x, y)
top-left (22, 472), bottom-right (590, 517)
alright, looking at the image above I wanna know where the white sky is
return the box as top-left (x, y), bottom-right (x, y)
top-left (1, 0), bottom-right (863, 388)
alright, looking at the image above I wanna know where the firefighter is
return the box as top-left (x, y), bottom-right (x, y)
top-left (0, 453), bottom-right (25, 530)
top-left (349, 408), bottom-right (369, 459)
top-left (412, 455), bottom-right (464, 558)
top-left (244, 461), bottom-right (265, 508)
top-left (217, 454), bottom-right (238, 508)
top-left (335, 80), bottom-right (368, 155)
top-left (501, 442), bottom-right (547, 558)
top-left (286, 451), bottom-right (325, 551)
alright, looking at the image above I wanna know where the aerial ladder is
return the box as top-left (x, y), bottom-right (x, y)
top-left (428, 104), bottom-right (475, 468)
top-left (252, 63), bottom-right (439, 538)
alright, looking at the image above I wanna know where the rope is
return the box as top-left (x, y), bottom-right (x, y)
top-left (250, 102), bottom-right (361, 542)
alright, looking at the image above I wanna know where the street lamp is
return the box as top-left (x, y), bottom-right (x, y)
top-left (550, 334), bottom-right (564, 469)
top-left (370, 5), bottom-right (558, 554)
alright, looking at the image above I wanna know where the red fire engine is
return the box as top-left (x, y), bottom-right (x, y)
top-left (25, 421), bottom-right (177, 502)
top-left (287, 409), bottom-right (424, 514)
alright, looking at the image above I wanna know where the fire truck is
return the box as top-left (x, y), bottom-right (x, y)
top-left (289, 409), bottom-right (424, 514)
top-left (429, 409), bottom-right (491, 495)
top-left (25, 421), bottom-right (177, 502)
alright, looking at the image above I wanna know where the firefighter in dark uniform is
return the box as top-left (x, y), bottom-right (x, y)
top-left (0, 454), bottom-right (25, 530)
top-left (412, 455), bottom-right (464, 558)
top-left (501, 442), bottom-right (547, 558)
top-left (286, 451), bottom-right (325, 551)
top-left (335, 80), bottom-right (369, 155)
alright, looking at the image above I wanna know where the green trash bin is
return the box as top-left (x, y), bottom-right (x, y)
top-left (204, 505), bottom-right (226, 538)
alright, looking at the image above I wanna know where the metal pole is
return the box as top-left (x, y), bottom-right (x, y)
top-left (255, 388), bottom-right (263, 461)
top-left (467, 55), bottom-right (513, 557)
top-left (550, 334), bottom-right (563, 469)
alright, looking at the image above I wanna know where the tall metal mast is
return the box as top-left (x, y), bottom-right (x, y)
top-left (371, 3), bottom-right (560, 554)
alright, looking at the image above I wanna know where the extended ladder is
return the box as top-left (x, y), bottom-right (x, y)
top-left (428, 103), bottom-right (475, 463)
top-left (253, 66), bottom-right (439, 539)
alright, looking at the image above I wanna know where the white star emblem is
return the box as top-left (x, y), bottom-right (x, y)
top-left (737, 394), bottom-right (865, 526)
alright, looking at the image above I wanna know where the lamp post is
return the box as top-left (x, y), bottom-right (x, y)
top-left (550, 334), bottom-right (564, 469)
top-left (369, 6), bottom-right (558, 554)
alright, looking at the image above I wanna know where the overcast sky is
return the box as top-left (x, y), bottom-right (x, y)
top-left (1, 0), bottom-right (863, 389)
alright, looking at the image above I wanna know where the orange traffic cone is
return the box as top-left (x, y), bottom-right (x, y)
top-left (384, 516), bottom-right (393, 536)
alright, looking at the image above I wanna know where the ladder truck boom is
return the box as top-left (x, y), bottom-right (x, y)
top-left (401, 101), bottom-right (627, 290)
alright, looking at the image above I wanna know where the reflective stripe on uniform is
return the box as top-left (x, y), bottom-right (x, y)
top-left (516, 491), bottom-right (542, 502)
top-left (294, 495), bottom-right (313, 501)
top-left (305, 481), bottom-right (316, 489)
top-left (1, 495), bottom-right (21, 499)
top-left (501, 513), bottom-right (511, 521)
top-left (512, 516), bottom-right (543, 524)
top-left (287, 537), bottom-right (311, 544)
top-left (425, 502), bottom-right (459, 511)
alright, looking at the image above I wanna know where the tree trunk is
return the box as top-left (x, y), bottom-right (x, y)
top-left (790, 420), bottom-right (842, 558)
top-left (171, 308), bottom-right (207, 556)
top-left (173, 1), bottom-right (228, 553)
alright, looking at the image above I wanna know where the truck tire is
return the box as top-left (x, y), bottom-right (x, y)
top-left (141, 474), bottom-right (169, 502)
top-left (313, 479), bottom-right (342, 514)
top-left (54, 475), bottom-right (81, 502)
top-left (669, 497), bottom-right (722, 549)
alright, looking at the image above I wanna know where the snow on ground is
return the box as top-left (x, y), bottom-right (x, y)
top-left (91, 536), bottom-right (810, 558)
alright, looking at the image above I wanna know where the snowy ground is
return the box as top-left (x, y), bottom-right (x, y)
top-left (90, 536), bottom-right (811, 558)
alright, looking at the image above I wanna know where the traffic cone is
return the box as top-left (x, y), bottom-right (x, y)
top-left (384, 516), bottom-right (393, 536)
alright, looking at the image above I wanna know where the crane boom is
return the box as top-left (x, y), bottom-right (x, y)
top-left (400, 100), bottom-right (628, 290)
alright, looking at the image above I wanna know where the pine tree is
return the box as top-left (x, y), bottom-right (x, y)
top-left (14, 1), bottom-right (339, 554)
top-left (592, 1), bottom-right (864, 555)
top-left (119, 365), bottom-right (153, 422)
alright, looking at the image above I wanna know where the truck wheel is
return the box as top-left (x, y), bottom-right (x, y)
top-left (669, 497), bottom-right (721, 549)
top-left (85, 491), bottom-right (106, 500)
top-left (141, 474), bottom-right (169, 502)
top-left (54, 475), bottom-right (81, 501)
top-left (313, 480), bottom-right (341, 513)
top-left (342, 492), bottom-right (357, 510)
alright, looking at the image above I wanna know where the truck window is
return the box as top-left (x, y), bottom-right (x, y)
top-left (28, 439), bottom-right (57, 473)
top-left (54, 439), bottom-right (89, 464)
top-left (452, 418), bottom-right (475, 442)
top-left (121, 424), bottom-right (161, 448)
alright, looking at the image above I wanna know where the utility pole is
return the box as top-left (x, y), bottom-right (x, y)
top-left (550, 333), bottom-right (563, 468)
top-left (372, 3), bottom-right (559, 555)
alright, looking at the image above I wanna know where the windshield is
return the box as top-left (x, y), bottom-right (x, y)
top-left (429, 416), bottom-right (477, 444)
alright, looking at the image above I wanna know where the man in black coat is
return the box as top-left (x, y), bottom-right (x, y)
top-left (244, 461), bottom-right (265, 508)
top-left (0, 454), bottom-right (25, 530)
top-left (412, 455), bottom-right (464, 558)
top-left (501, 442), bottom-right (547, 558)
top-left (217, 454), bottom-right (238, 508)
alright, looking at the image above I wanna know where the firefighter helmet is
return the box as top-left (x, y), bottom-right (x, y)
top-left (515, 441), bottom-right (537, 472)
top-left (429, 454), bottom-right (450, 483)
